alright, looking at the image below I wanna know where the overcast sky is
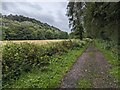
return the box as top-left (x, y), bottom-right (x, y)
top-left (2, 1), bottom-right (71, 33)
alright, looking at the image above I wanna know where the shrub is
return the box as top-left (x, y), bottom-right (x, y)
top-left (2, 40), bottom-right (89, 84)
top-left (97, 39), bottom-right (118, 54)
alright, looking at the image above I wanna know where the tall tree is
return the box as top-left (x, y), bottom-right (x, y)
top-left (66, 1), bottom-right (84, 40)
top-left (67, 1), bottom-right (119, 42)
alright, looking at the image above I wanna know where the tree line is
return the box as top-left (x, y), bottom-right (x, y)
top-left (67, 1), bottom-right (119, 44)
top-left (1, 14), bottom-right (68, 40)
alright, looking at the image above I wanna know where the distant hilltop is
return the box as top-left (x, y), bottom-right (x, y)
top-left (1, 14), bottom-right (68, 40)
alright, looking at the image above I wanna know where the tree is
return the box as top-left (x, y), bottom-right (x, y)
top-left (2, 14), bottom-right (69, 40)
top-left (66, 1), bottom-right (84, 40)
top-left (66, 2), bottom-right (119, 42)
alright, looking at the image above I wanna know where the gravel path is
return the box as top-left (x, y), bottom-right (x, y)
top-left (59, 43), bottom-right (118, 88)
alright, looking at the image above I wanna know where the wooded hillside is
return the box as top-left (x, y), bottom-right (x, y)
top-left (1, 14), bottom-right (68, 40)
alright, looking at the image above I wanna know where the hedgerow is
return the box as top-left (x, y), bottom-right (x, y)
top-left (2, 40), bottom-right (89, 85)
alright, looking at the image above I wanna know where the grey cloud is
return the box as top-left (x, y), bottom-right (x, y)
top-left (1, 2), bottom-right (70, 33)
top-left (34, 13), bottom-right (56, 25)
top-left (2, 2), bottom-right (8, 10)
top-left (59, 2), bottom-right (67, 9)
top-left (2, 2), bottom-right (17, 12)
top-left (17, 2), bottom-right (43, 11)
top-left (2, 2), bottom-right (42, 15)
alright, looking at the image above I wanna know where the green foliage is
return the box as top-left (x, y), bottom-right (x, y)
top-left (67, 2), bottom-right (119, 42)
top-left (2, 14), bottom-right (69, 40)
top-left (83, 2), bottom-right (119, 41)
top-left (96, 39), bottom-right (118, 55)
top-left (95, 39), bottom-right (120, 86)
top-left (67, 2), bottom-right (84, 40)
top-left (2, 40), bottom-right (89, 87)
top-left (3, 45), bottom-right (87, 88)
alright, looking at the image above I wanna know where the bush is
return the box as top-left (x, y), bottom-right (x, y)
top-left (2, 40), bottom-right (89, 85)
top-left (97, 39), bottom-right (118, 54)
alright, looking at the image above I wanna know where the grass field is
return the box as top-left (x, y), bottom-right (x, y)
top-left (2, 39), bottom-right (69, 45)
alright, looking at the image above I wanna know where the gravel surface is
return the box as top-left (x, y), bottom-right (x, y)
top-left (59, 43), bottom-right (118, 88)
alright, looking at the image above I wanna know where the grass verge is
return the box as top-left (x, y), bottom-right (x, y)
top-left (4, 46), bottom-right (87, 88)
top-left (95, 40), bottom-right (120, 87)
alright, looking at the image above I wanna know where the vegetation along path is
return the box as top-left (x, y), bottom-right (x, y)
top-left (59, 43), bottom-right (118, 88)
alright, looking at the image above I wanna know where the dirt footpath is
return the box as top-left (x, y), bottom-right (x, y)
top-left (59, 43), bottom-right (118, 88)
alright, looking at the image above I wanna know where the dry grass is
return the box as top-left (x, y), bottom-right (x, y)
top-left (2, 40), bottom-right (68, 45)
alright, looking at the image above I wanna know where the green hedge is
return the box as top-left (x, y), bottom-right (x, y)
top-left (2, 40), bottom-right (88, 84)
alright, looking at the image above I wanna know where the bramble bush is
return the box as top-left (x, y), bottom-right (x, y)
top-left (2, 40), bottom-right (89, 84)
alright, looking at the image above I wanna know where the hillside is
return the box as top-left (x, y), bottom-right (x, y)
top-left (1, 14), bottom-right (68, 40)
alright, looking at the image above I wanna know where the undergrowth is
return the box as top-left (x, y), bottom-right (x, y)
top-left (95, 39), bottom-right (119, 87)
